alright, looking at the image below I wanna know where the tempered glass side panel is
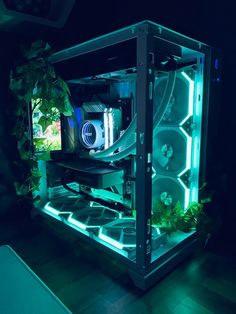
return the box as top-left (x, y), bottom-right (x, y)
top-left (151, 48), bottom-right (204, 263)
top-left (39, 63), bottom-right (138, 262)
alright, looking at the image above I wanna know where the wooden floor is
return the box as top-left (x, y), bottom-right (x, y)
top-left (0, 217), bottom-right (236, 314)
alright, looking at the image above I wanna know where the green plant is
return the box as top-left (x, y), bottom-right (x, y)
top-left (9, 40), bottom-right (73, 204)
top-left (152, 199), bottom-right (203, 235)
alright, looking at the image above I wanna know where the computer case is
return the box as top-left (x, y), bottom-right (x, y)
top-left (32, 20), bottom-right (220, 290)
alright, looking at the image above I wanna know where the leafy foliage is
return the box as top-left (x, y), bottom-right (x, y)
top-left (10, 40), bottom-right (73, 117)
top-left (152, 199), bottom-right (203, 235)
top-left (9, 40), bottom-right (73, 205)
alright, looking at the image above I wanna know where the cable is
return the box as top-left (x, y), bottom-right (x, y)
top-left (153, 70), bottom-right (176, 135)
top-left (94, 71), bottom-right (176, 162)
top-left (100, 142), bottom-right (136, 162)
top-left (89, 113), bottom-right (137, 158)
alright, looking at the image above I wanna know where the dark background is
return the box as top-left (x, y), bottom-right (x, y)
top-left (0, 0), bottom-right (235, 249)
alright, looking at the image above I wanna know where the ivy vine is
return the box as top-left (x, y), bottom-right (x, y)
top-left (9, 40), bottom-right (73, 204)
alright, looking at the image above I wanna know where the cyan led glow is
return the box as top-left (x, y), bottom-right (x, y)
top-left (178, 71), bottom-right (194, 177)
top-left (98, 229), bottom-right (136, 250)
top-left (180, 71), bottom-right (194, 126)
top-left (191, 186), bottom-right (199, 202)
top-left (90, 201), bottom-right (103, 208)
top-left (67, 204), bottom-right (122, 229)
top-left (95, 235), bottom-right (128, 257)
top-left (67, 214), bottom-right (88, 230)
top-left (98, 230), bottom-right (124, 250)
top-left (66, 219), bottom-right (89, 236)
top-left (41, 203), bottom-right (89, 236)
top-left (152, 166), bottom-right (157, 179)
top-left (98, 218), bottom-right (137, 250)
top-left (178, 127), bottom-right (192, 177)
top-left (195, 82), bottom-right (201, 116)
top-left (99, 226), bottom-right (162, 249)
top-left (103, 109), bottom-right (114, 149)
top-left (42, 203), bottom-right (73, 223)
top-left (67, 213), bottom-right (104, 230)
top-left (108, 110), bottom-right (114, 146)
top-left (177, 178), bottom-right (190, 209)
top-left (44, 202), bottom-right (63, 216)
top-left (103, 110), bottom-right (109, 149)
top-left (193, 136), bottom-right (200, 169)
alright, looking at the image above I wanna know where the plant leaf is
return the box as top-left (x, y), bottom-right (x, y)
top-left (33, 138), bottom-right (46, 146)
top-left (58, 77), bottom-right (71, 95)
top-left (38, 115), bottom-right (52, 132)
top-left (63, 96), bottom-right (73, 116)
top-left (173, 201), bottom-right (184, 216)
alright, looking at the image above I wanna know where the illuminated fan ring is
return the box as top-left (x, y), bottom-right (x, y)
top-left (154, 74), bottom-right (189, 125)
top-left (80, 120), bottom-right (105, 149)
top-left (152, 177), bottom-right (185, 209)
top-left (153, 128), bottom-right (187, 175)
